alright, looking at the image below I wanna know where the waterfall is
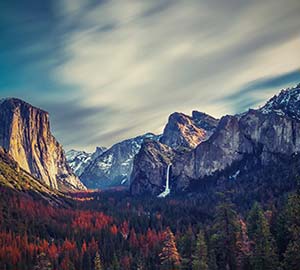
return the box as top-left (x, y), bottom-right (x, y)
top-left (158, 164), bottom-right (171, 198)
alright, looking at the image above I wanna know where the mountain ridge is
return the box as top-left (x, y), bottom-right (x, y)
top-left (130, 83), bottom-right (300, 196)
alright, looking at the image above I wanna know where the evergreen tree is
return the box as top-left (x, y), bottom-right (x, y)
top-left (82, 251), bottom-right (92, 270)
top-left (159, 227), bottom-right (181, 269)
top-left (94, 251), bottom-right (103, 270)
top-left (235, 218), bottom-right (251, 270)
top-left (283, 190), bottom-right (300, 269)
top-left (179, 225), bottom-right (194, 269)
top-left (212, 201), bottom-right (240, 270)
top-left (247, 202), bottom-right (279, 270)
top-left (192, 230), bottom-right (208, 270)
top-left (111, 254), bottom-right (120, 270)
top-left (207, 248), bottom-right (218, 270)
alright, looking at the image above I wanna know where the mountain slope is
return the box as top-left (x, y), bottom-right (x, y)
top-left (0, 147), bottom-right (67, 205)
top-left (80, 133), bottom-right (160, 189)
top-left (0, 98), bottom-right (85, 191)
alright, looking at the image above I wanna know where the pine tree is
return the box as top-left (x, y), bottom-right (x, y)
top-left (192, 231), bottom-right (208, 270)
top-left (212, 201), bottom-right (240, 270)
top-left (247, 202), bottom-right (279, 270)
top-left (111, 254), bottom-right (120, 270)
top-left (94, 251), bottom-right (103, 270)
top-left (179, 225), bottom-right (194, 269)
top-left (235, 218), bottom-right (251, 270)
top-left (207, 248), bottom-right (218, 270)
top-left (159, 227), bottom-right (181, 269)
top-left (283, 190), bottom-right (300, 269)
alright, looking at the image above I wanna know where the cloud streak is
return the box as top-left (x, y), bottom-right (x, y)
top-left (1, 0), bottom-right (300, 151)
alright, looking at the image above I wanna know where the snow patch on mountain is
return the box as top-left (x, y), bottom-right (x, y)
top-left (260, 84), bottom-right (300, 120)
top-left (66, 147), bottom-right (107, 177)
top-left (80, 133), bottom-right (161, 189)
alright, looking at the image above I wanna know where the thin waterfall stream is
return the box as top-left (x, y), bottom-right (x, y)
top-left (158, 164), bottom-right (171, 198)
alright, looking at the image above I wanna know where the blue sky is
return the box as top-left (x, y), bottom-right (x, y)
top-left (1, 0), bottom-right (300, 151)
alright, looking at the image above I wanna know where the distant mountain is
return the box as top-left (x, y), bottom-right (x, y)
top-left (130, 84), bottom-right (300, 196)
top-left (66, 150), bottom-right (92, 176)
top-left (0, 98), bottom-right (86, 191)
top-left (66, 147), bottom-right (107, 176)
top-left (80, 133), bottom-right (160, 189)
top-left (159, 111), bottom-right (218, 150)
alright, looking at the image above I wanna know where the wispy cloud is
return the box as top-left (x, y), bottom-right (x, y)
top-left (1, 0), bottom-right (300, 150)
top-left (221, 69), bottom-right (300, 113)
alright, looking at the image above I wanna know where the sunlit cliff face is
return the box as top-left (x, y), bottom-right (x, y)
top-left (0, 98), bottom-right (86, 190)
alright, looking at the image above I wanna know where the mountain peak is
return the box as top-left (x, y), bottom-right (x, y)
top-left (159, 111), bottom-right (217, 150)
top-left (260, 83), bottom-right (300, 120)
top-left (0, 97), bottom-right (48, 115)
top-left (192, 110), bottom-right (219, 131)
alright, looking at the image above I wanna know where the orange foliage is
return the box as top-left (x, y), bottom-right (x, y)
top-left (110, 224), bottom-right (118, 235)
top-left (120, 221), bottom-right (129, 239)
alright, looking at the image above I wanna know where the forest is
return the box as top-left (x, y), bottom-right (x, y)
top-left (0, 178), bottom-right (300, 270)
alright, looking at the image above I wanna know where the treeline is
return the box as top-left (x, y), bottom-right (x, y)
top-left (0, 186), bottom-right (299, 269)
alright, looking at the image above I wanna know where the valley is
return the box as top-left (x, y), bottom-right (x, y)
top-left (0, 84), bottom-right (300, 269)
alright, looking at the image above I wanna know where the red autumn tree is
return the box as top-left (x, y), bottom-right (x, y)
top-left (129, 228), bottom-right (138, 248)
top-left (110, 224), bottom-right (118, 236)
top-left (120, 221), bottom-right (129, 239)
top-left (159, 227), bottom-right (181, 269)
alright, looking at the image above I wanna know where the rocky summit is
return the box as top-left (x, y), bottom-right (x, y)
top-left (159, 111), bottom-right (218, 150)
top-left (0, 98), bottom-right (86, 191)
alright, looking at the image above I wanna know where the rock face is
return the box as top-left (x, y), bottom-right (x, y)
top-left (130, 84), bottom-right (300, 196)
top-left (130, 140), bottom-right (175, 196)
top-left (80, 133), bottom-right (160, 189)
top-left (191, 111), bottom-right (219, 133)
top-left (160, 112), bottom-right (218, 150)
top-left (173, 108), bottom-right (300, 188)
top-left (66, 147), bottom-right (107, 177)
top-left (130, 111), bottom-right (218, 195)
top-left (0, 98), bottom-right (85, 190)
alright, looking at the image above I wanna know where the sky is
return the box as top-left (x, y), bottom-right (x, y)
top-left (1, 0), bottom-right (300, 152)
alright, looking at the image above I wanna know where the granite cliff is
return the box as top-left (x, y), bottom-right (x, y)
top-left (0, 98), bottom-right (85, 191)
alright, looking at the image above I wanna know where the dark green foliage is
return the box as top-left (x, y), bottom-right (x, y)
top-left (211, 200), bottom-right (240, 270)
top-left (192, 231), bottom-right (208, 270)
top-left (282, 190), bottom-right (300, 269)
top-left (247, 203), bottom-right (279, 270)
